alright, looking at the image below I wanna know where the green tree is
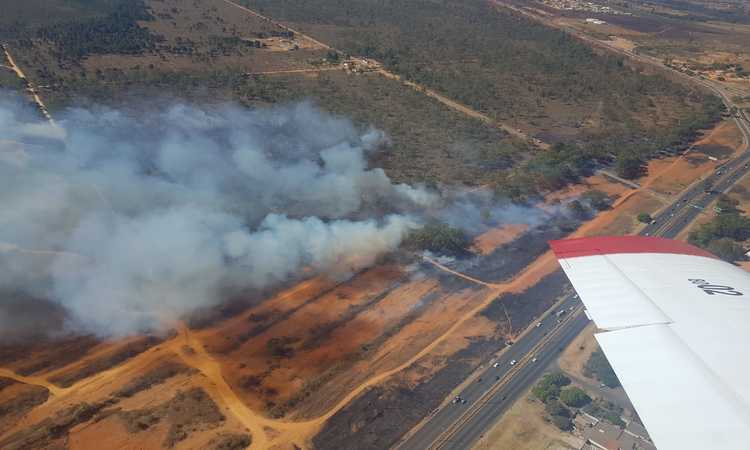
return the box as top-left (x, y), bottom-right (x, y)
top-left (567, 200), bottom-right (589, 219)
top-left (532, 382), bottom-right (560, 403)
top-left (637, 213), bottom-right (652, 224)
top-left (545, 372), bottom-right (571, 387)
top-left (707, 237), bottom-right (746, 262)
top-left (403, 222), bottom-right (472, 256)
top-left (615, 153), bottom-right (644, 179)
top-left (545, 399), bottom-right (571, 417)
top-left (559, 387), bottom-right (592, 408)
top-left (581, 190), bottom-right (612, 210)
top-left (584, 349), bottom-right (620, 388)
top-left (716, 194), bottom-right (740, 215)
top-left (689, 213), bottom-right (750, 247)
top-left (532, 372), bottom-right (571, 403)
top-left (550, 414), bottom-right (573, 431)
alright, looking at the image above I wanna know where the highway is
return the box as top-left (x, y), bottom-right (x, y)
top-left (396, 135), bottom-right (750, 449)
top-left (395, 9), bottom-right (750, 448)
top-left (395, 294), bottom-right (588, 450)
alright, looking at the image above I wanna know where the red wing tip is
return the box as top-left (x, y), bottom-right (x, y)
top-left (549, 236), bottom-right (716, 259)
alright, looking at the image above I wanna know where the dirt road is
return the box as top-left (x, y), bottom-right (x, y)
top-left (0, 368), bottom-right (66, 397)
top-left (218, 0), bottom-right (548, 150)
top-left (376, 69), bottom-right (548, 148)
top-left (2, 44), bottom-right (54, 123)
top-left (423, 256), bottom-right (504, 289)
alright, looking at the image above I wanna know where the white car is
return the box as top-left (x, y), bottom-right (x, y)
top-left (493, 362), bottom-right (500, 368)
top-left (535, 322), bottom-right (542, 328)
top-left (531, 357), bottom-right (538, 363)
top-left (510, 359), bottom-right (517, 366)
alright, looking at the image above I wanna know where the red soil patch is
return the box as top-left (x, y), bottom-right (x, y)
top-left (474, 224), bottom-right (528, 255)
top-left (204, 265), bottom-right (405, 413)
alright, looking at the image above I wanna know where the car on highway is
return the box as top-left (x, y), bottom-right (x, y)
top-left (531, 357), bottom-right (537, 363)
top-left (535, 322), bottom-right (542, 328)
top-left (492, 362), bottom-right (500, 368)
top-left (510, 359), bottom-right (517, 366)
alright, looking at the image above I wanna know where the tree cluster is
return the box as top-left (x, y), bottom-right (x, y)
top-left (583, 398), bottom-right (625, 427)
top-left (403, 222), bottom-right (472, 256)
top-left (583, 349), bottom-right (620, 388)
top-left (688, 194), bottom-right (750, 262)
top-left (532, 372), bottom-right (579, 430)
top-left (37, 0), bottom-right (161, 59)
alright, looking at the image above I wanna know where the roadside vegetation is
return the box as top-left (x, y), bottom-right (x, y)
top-left (532, 372), bottom-right (583, 431)
top-left (688, 195), bottom-right (750, 262)
top-left (583, 349), bottom-right (620, 389)
top-left (637, 213), bottom-right (653, 224)
top-left (583, 398), bottom-right (625, 428)
top-left (403, 222), bottom-right (472, 257)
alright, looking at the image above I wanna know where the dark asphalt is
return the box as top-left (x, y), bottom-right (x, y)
top-left (396, 297), bottom-right (585, 450)
top-left (396, 112), bottom-right (750, 450)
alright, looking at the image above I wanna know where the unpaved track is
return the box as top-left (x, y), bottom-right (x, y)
top-left (244, 66), bottom-right (344, 76)
top-left (423, 256), bottom-right (504, 289)
top-left (0, 368), bottom-right (66, 397)
top-left (175, 324), bottom-right (275, 449)
top-left (218, 0), bottom-right (548, 150)
top-left (2, 44), bottom-right (54, 123)
top-left (377, 69), bottom-right (548, 148)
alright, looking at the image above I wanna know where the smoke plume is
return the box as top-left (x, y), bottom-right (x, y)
top-left (0, 94), bottom-right (436, 336)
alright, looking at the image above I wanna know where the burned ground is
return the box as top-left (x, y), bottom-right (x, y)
top-left (0, 379), bottom-right (50, 430)
top-left (313, 335), bottom-right (505, 450)
top-left (0, 401), bottom-right (111, 450)
top-left (482, 269), bottom-right (570, 334)
top-left (119, 387), bottom-right (226, 448)
top-left (113, 360), bottom-right (197, 399)
top-left (207, 433), bottom-right (252, 450)
top-left (49, 336), bottom-right (162, 387)
top-left (0, 335), bottom-right (100, 376)
top-left (313, 268), bottom-right (571, 448)
top-left (461, 218), bottom-right (579, 283)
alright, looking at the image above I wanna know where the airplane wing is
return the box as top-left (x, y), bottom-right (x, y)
top-left (550, 236), bottom-right (750, 450)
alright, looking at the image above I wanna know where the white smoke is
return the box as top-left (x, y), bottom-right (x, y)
top-left (0, 95), bottom-right (436, 336)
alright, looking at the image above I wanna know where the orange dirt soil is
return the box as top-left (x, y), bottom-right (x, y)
top-left (1, 116), bottom-right (737, 449)
top-left (474, 224), bottom-right (528, 255)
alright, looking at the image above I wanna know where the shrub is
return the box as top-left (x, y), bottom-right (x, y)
top-left (637, 213), bottom-right (652, 223)
top-left (403, 222), bottom-right (471, 256)
top-left (545, 399), bottom-right (571, 417)
top-left (559, 387), bottom-right (592, 408)
top-left (581, 190), bottom-right (612, 210)
top-left (551, 414), bottom-right (573, 431)
top-left (584, 349), bottom-right (620, 388)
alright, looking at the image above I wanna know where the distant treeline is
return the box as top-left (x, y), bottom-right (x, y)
top-left (36, 0), bottom-right (161, 59)
top-left (244, 0), bottom-right (723, 199)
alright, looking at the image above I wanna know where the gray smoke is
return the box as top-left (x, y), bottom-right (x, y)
top-left (0, 95), bottom-right (436, 336)
top-left (435, 189), bottom-right (549, 236)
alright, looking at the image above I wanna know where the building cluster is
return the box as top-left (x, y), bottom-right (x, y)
top-left (342, 57), bottom-right (381, 74)
top-left (541, 0), bottom-right (627, 15)
top-left (576, 413), bottom-right (656, 450)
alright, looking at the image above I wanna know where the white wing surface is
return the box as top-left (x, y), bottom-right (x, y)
top-left (550, 236), bottom-right (750, 450)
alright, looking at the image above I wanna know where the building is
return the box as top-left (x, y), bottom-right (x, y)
top-left (579, 419), bottom-right (656, 450)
